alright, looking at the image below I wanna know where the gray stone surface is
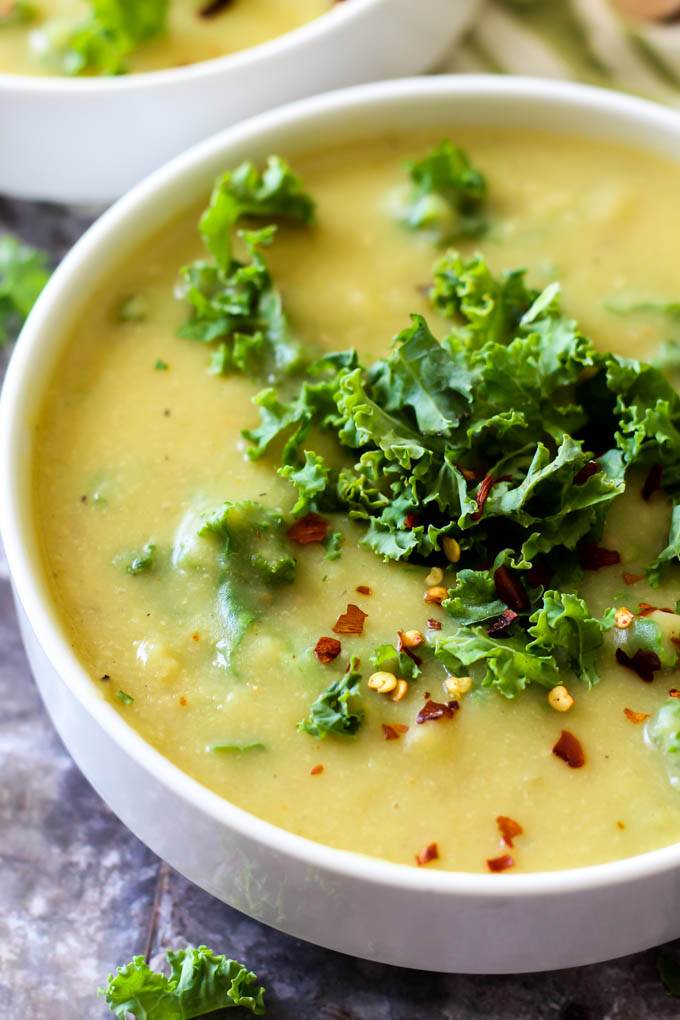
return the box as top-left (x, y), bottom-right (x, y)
top-left (2, 199), bottom-right (680, 1020)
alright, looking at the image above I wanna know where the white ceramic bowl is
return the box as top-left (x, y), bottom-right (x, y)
top-left (4, 76), bottom-right (680, 974)
top-left (0, 0), bottom-right (479, 205)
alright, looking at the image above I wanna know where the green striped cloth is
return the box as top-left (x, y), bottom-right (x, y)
top-left (444, 0), bottom-right (680, 105)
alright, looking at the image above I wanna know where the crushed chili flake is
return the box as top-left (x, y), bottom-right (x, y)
top-left (573, 460), bottom-right (601, 486)
top-left (310, 764), bottom-right (324, 776)
top-left (471, 472), bottom-right (495, 521)
top-left (416, 699), bottom-right (459, 724)
top-left (288, 512), bottom-right (328, 544)
top-left (496, 816), bottom-right (523, 848)
top-left (314, 636), bottom-right (342, 664)
top-left (493, 565), bottom-right (529, 613)
top-left (623, 707), bottom-right (651, 724)
top-left (332, 604), bottom-right (367, 635)
top-left (458, 464), bottom-right (480, 482)
top-left (487, 854), bottom-right (515, 873)
top-left (487, 608), bottom-right (518, 635)
top-left (427, 618), bottom-right (442, 631)
top-left (526, 564), bottom-right (550, 587)
top-left (670, 689), bottom-right (680, 698)
top-left (404, 512), bottom-right (420, 529)
top-left (179, 696), bottom-right (187, 706)
top-left (415, 842), bottom-right (439, 866)
top-left (192, 632), bottom-right (200, 642)
top-left (616, 821), bottom-right (625, 830)
top-left (397, 630), bottom-right (423, 665)
top-left (579, 542), bottom-right (621, 571)
top-left (623, 572), bottom-right (644, 585)
top-left (638, 602), bottom-right (674, 617)
top-left (382, 723), bottom-right (399, 740)
top-left (552, 730), bottom-right (585, 768)
top-left (355, 585), bottom-right (372, 595)
top-left (199, 0), bottom-right (233, 15)
top-left (614, 607), bottom-right (635, 629)
top-left (393, 723), bottom-right (409, 734)
top-left (642, 463), bottom-right (664, 501)
top-left (616, 647), bottom-right (661, 683)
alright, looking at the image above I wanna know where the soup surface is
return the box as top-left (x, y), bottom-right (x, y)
top-left (34, 129), bottom-right (680, 872)
top-left (0, 0), bottom-right (330, 76)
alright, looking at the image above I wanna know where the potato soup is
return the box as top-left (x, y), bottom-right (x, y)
top-left (0, 0), bottom-right (331, 76)
top-left (34, 130), bottom-right (680, 873)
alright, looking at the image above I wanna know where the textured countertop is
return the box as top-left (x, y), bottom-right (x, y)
top-left (3, 200), bottom-right (680, 1020)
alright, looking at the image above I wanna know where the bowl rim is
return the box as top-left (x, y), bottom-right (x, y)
top-left (0, 0), bottom-right (381, 91)
top-left (4, 72), bottom-right (680, 899)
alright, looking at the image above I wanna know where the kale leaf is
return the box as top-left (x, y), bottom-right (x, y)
top-left (246, 251), bottom-right (680, 588)
top-left (527, 590), bottom-right (615, 689)
top-left (0, 234), bottom-right (50, 344)
top-left (199, 500), bottom-right (295, 665)
top-left (33, 0), bottom-right (169, 75)
top-left (399, 140), bottom-right (487, 242)
top-left (126, 541), bottom-right (156, 575)
top-left (299, 656), bottom-right (364, 738)
top-left (99, 945), bottom-right (266, 1017)
top-left (178, 158), bottom-right (315, 378)
top-left (199, 157), bottom-right (315, 272)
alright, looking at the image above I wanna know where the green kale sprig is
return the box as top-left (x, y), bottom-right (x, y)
top-left (298, 656), bottom-right (364, 738)
top-left (0, 234), bottom-right (50, 345)
top-left (100, 945), bottom-right (266, 1018)
top-left (399, 140), bottom-right (487, 242)
top-left (33, 0), bottom-right (169, 75)
top-left (177, 158), bottom-right (315, 379)
top-left (245, 251), bottom-right (680, 589)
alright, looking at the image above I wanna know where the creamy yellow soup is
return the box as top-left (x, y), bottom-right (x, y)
top-left (0, 0), bottom-right (331, 76)
top-left (35, 130), bottom-right (680, 872)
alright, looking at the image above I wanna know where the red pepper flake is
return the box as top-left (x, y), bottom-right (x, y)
top-left (573, 460), bottom-right (601, 486)
top-left (623, 572), bottom-right (644, 585)
top-left (493, 565), bottom-right (529, 613)
top-left (404, 512), bottom-right (420, 529)
top-left (179, 696), bottom-right (187, 706)
top-left (616, 647), bottom-right (661, 683)
top-left (496, 816), bottom-right (523, 848)
top-left (578, 542), bottom-right (621, 571)
top-left (332, 604), bottom-right (367, 635)
top-left (638, 602), bottom-right (674, 617)
top-left (392, 723), bottom-right (409, 734)
top-left (288, 512), bottom-right (328, 544)
top-left (616, 821), bottom-right (625, 830)
top-left (198, 0), bottom-right (233, 15)
top-left (314, 636), bottom-right (342, 664)
top-left (670, 689), bottom-right (680, 698)
top-left (471, 472), bottom-right (495, 521)
top-left (526, 564), bottom-right (550, 587)
top-left (397, 630), bottom-right (423, 666)
top-left (355, 585), bottom-right (372, 595)
top-left (487, 854), bottom-right (515, 873)
top-left (415, 842), bottom-right (439, 866)
top-left (192, 632), bottom-right (200, 642)
top-left (552, 730), bottom-right (585, 768)
top-left (427, 617), bottom-right (442, 631)
top-left (310, 764), bottom-right (323, 776)
top-left (416, 699), bottom-right (459, 724)
top-left (382, 724), bottom-right (399, 740)
top-left (487, 608), bottom-right (518, 636)
top-left (623, 707), bottom-right (651, 724)
top-left (642, 463), bottom-right (664, 501)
